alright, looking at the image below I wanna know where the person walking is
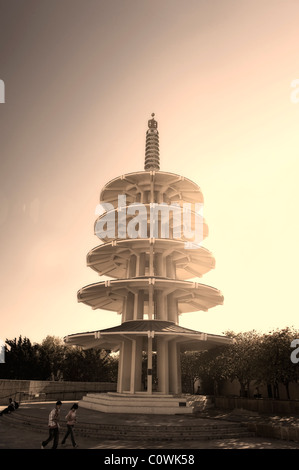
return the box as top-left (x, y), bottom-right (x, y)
top-left (41, 400), bottom-right (62, 449)
top-left (61, 403), bottom-right (78, 448)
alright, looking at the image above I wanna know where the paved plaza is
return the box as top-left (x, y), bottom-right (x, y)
top-left (1, 401), bottom-right (299, 450)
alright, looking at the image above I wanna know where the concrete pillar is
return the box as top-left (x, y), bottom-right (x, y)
top-left (166, 255), bottom-right (175, 278)
top-left (135, 337), bottom-right (143, 392)
top-left (139, 252), bottom-right (146, 275)
top-left (122, 298), bottom-right (127, 324)
top-left (129, 255), bottom-right (137, 277)
top-left (129, 337), bottom-right (143, 393)
top-left (149, 244), bottom-right (154, 276)
top-left (155, 252), bottom-right (163, 276)
top-left (117, 340), bottom-right (132, 393)
top-left (148, 284), bottom-right (154, 320)
top-left (156, 291), bottom-right (166, 320)
top-left (168, 293), bottom-right (178, 323)
top-left (136, 254), bottom-right (140, 277)
top-left (168, 340), bottom-right (181, 394)
top-left (137, 290), bottom-right (144, 320)
top-left (157, 337), bottom-right (169, 394)
top-left (147, 335), bottom-right (153, 394)
top-left (156, 291), bottom-right (161, 320)
top-left (133, 293), bottom-right (138, 320)
top-left (126, 292), bottom-right (134, 321)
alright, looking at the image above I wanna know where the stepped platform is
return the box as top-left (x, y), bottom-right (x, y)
top-left (0, 401), bottom-right (255, 442)
top-left (79, 392), bottom-right (202, 414)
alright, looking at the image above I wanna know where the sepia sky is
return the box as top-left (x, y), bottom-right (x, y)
top-left (0, 0), bottom-right (299, 344)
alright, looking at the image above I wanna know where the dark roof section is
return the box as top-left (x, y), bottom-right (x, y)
top-left (100, 320), bottom-right (204, 335)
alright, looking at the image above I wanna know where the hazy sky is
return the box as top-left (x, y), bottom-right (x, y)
top-left (1, 0), bottom-right (299, 344)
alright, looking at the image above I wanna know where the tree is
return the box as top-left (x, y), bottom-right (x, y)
top-left (181, 351), bottom-right (201, 393)
top-left (0, 334), bottom-right (118, 382)
top-left (196, 346), bottom-right (230, 396)
top-left (258, 327), bottom-right (299, 400)
top-left (62, 346), bottom-right (118, 382)
top-left (222, 330), bottom-right (263, 397)
top-left (40, 336), bottom-right (66, 380)
top-left (1, 336), bottom-right (42, 379)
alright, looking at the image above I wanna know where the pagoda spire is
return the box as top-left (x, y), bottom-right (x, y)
top-left (144, 113), bottom-right (160, 171)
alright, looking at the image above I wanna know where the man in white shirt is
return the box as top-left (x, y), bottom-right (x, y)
top-left (41, 401), bottom-right (62, 449)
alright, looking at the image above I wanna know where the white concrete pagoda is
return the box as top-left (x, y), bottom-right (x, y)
top-left (65, 114), bottom-right (232, 414)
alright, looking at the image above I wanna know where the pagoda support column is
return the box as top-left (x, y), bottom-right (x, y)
top-left (147, 334), bottom-right (153, 394)
top-left (130, 337), bottom-right (143, 393)
top-left (168, 294), bottom-right (177, 323)
top-left (168, 340), bottom-right (181, 394)
top-left (156, 252), bottom-right (163, 276)
top-left (137, 290), bottom-right (144, 320)
top-left (133, 293), bottom-right (138, 320)
top-left (155, 290), bottom-right (166, 320)
top-left (148, 284), bottom-right (154, 319)
top-left (157, 337), bottom-right (169, 394)
top-left (117, 339), bottom-right (132, 393)
top-left (139, 252), bottom-right (146, 276)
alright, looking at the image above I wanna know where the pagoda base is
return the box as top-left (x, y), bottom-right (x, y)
top-left (79, 392), bottom-right (199, 415)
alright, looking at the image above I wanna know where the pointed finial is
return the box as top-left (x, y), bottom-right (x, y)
top-left (145, 113), bottom-right (160, 171)
top-left (148, 113), bottom-right (158, 130)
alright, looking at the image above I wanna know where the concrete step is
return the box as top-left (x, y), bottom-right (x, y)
top-left (80, 393), bottom-right (194, 414)
top-left (80, 400), bottom-right (193, 415)
top-left (2, 412), bottom-right (255, 441)
top-left (83, 392), bottom-right (190, 405)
